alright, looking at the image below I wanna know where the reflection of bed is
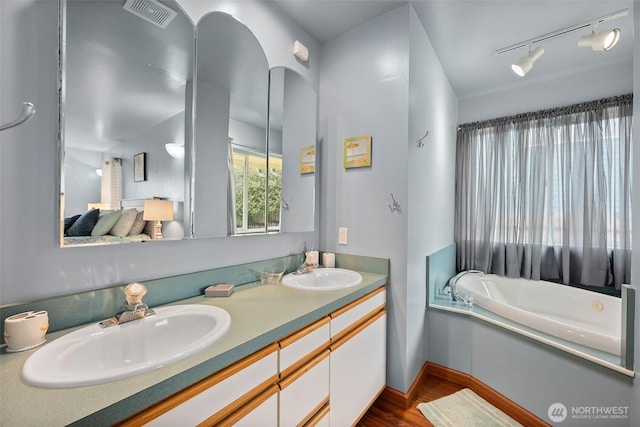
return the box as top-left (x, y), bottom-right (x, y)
top-left (63, 234), bottom-right (150, 246)
top-left (63, 198), bottom-right (153, 246)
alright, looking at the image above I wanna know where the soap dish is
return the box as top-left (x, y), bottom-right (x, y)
top-left (205, 284), bottom-right (234, 297)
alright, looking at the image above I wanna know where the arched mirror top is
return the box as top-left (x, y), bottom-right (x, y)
top-left (192, 10), bottom-right (270, 237)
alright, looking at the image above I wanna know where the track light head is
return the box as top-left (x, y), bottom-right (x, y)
top-left (511, 46), bottom-right (544, 77)
top-left (578, 28), bottom-right (621, 51)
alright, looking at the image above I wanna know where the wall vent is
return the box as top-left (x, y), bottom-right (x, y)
top-left (123, 0), bottom-right (177, 29)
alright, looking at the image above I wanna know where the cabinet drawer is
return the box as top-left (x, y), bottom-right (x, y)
top-left (330, 287), bottom-right (385, 339)
top-left (224, 385), bottom-right (278, 427)
top-left (279, 350), bottom-right (330, 427)
top-left (279, 316), bottom-right (330, 377)
top-left (143, 345), bottom-right (278, 426)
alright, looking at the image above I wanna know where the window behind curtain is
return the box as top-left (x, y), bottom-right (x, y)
top-left (455, 94), bottom-right (632, 290)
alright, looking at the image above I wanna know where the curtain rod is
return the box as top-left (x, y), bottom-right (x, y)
top-left (458, 93), bottom-right (632, 131)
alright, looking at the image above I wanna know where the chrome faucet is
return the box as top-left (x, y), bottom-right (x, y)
top-left (295, 251), bottom-right (318, 274)
top-left (99, 283), bottom-right (155, 328)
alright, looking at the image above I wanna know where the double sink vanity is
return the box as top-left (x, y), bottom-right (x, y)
top-left (0, 261), bottom-right (388, 426)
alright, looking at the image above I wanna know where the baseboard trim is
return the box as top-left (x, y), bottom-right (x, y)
top-left (377, 361), bottom-right (549, 426)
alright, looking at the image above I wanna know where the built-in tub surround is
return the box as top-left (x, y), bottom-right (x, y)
top-left (0, 254), bottom-right (388, 426)
top-left (426, 245), bottom-right (635, 377)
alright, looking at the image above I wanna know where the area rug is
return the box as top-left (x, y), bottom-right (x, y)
top-left (417, 388), bottom-right (522, 426)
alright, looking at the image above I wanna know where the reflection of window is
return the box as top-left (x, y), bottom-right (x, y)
top-left (232, 147), bottom-right (282, 233)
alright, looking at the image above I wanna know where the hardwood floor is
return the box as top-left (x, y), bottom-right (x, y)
top-left (357, 374), bottom-right (465, 426)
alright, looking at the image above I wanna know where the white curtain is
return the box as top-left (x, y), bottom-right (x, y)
top-left (455, 94), bottom-right (632, 289)
top-left (101, 157), bottom-right (122, 209)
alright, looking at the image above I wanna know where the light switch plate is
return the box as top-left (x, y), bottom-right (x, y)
top-left (338, 227), bottom-right (348, 245)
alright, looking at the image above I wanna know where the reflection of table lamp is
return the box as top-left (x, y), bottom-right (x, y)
top-left (143, 199), bottom-right (173, 239)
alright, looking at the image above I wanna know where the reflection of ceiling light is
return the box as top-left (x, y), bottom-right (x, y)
top-left (95, 169), bottom-right (102, 177)
top-left (165, 143), bottom-right (184, 159)
top-left (512, 47), bottom-right (544, 77)
top-left (578, 28), bottom-right (621, 51)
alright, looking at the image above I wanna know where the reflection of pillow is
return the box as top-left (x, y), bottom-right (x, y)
top-left (110, 209), bottom-right (137, 237)
top-left (66, 209), bottom-right (100, 237)
top-left (128, 211), bottom-right (146, 235)
top-left (64, 214), bottom-right (81, 235)
top-left (91, 210), bottom-right (122, 236)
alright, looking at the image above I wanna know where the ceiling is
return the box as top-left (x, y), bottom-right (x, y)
top-left (270, 0), bottom-right (634, 99)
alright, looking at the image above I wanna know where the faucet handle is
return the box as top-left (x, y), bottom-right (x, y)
top-left (124, 283), bottom-right (147, 305)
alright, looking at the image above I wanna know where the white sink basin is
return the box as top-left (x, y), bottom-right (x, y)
top-left (282, 268), bottom-right (363, 291)
top-left (22, 304), bottom-right (231, 388)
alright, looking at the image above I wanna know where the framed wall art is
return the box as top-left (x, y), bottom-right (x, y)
top-left (299, 145), bottom-right (316, 174)
top-left (343, 135), bottom-right (371, 169)
top-left (133, 152), bottom-right (147, 182)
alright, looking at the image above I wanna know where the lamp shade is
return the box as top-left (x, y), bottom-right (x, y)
top-left (165, 143), bottom-right (184, 159)
top-left (143, 199), bottom-right (174, 221)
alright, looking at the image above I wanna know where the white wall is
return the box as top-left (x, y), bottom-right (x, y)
top-left (64, 148), bottom-right (102, 216)
top-left (319, 4), bottom-right (458, 392)
top-left (407, 7), bottom-right (458, 391)
top-left (319, 4), bottom-right (410, 391)
top-left (0, 0), bottom-right (320, 305)
top-left (459, 60), bottom-right (633, 124)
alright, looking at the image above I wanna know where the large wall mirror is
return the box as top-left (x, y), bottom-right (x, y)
top-left (58, 2), bottom-right (317, 247)
top-left (269, 67), bottom-right (316, 233)
top-left (59, 0), bottom-right (193, 247)
top-left (192, 11), bottom-right (269, 238)
top-left (191, 13), bottom-right (317, 237)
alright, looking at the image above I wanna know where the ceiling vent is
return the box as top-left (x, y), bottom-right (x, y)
top-left (123, 0), bottom-right (177, 29)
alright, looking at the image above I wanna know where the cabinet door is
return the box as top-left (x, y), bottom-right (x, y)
top-left (279, 350), bottom-right (330, 427)
top-left (329, 310), bottom-right (386, 426)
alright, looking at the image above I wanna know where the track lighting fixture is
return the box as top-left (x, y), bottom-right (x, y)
top-left (495, 9), bottom-right (628, 77)
top-left (511, 46), bottom-right (544, 77)
top-left (577, 28), bottom-right (620, 51)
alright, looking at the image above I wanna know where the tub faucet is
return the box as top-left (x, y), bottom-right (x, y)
top-left (99, 283), bottom-right (155, 328)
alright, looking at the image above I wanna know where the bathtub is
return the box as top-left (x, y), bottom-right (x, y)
top-left (451, 271), bottom-right (621, 356)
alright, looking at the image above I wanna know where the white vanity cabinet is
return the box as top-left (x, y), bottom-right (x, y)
top-left (119, 286), bottom-right (386, 427)
top-left (277, 317), bottom-right (331, 426)
top-left (329, 287), bottom-right (387, 426)
top-left (121, 344), bottom-right (279, 427)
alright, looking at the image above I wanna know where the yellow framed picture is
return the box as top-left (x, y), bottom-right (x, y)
top-left (299, 145), bottom-right (316, 174)
top-left (343, 135), bottom-right (372, 169)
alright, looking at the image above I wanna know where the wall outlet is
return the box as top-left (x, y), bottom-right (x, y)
top-left (338, 227), bottom-right (348, 245)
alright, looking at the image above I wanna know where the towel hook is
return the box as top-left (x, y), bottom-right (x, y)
top-left (0, 102), bottom-right (36, 132)
top-left (388, 193), bottom-right (401, 212)
top-left (416, 130), bottom-right (429, 148)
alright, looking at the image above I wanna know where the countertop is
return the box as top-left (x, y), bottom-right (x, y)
top-left (0, 270), bottom-right (387, 426)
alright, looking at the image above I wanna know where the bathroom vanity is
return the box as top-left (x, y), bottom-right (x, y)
top-left (0, 269), bottom-right (387, 426)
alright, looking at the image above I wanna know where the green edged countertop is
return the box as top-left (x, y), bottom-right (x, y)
top-left (0, 270), bottom-right (387, 426)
